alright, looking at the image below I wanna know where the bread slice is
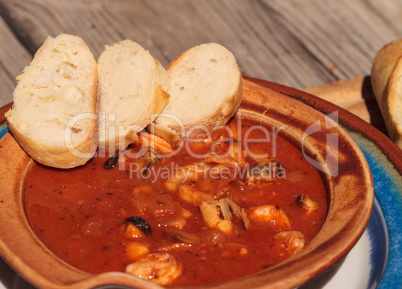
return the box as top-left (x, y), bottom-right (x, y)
top-left (97, 40), bottom-right (170, 153)
top-left (149, 43), bottom-right (243, 145)
top-left (371, 39), bottom-right (402, 149)
top-left (5, 34), bottom-right (98, 169)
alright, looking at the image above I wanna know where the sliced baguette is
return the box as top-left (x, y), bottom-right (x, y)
top-left (5, 33), bottom-right (98, 169)
top-left (371, 39), bottom-right (402, 149)
top-left (97, 40), bottom-right (170, 153)
top-left (149, 43), bottom-right (243, 145)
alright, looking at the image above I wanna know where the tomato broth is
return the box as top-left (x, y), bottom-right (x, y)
top-left (24, 116), bottom-right (328, 286)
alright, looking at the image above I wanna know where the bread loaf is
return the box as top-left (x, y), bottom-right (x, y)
top-left (97, 40), bottom-right (170, 153)
top-left (5, 34), bottom-right (98, 168)
top-left (6, 37), bottom-right (241, 168)
top-left (149, 43), bottom-right (242, 145)
top-left (371, 39), bottom-right (402, 149)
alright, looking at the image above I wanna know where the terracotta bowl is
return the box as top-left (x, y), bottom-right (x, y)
top-left (0, 79), bottom-right (373, 289)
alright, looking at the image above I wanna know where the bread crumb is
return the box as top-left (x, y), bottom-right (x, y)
top-left (63, 86), bottom-right (84, 104)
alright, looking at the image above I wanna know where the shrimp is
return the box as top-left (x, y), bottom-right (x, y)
top-left (164, 164), bottom-right (210, 192)
top-left (296, 194), bottom-right (319, 213)
top-left (273, 230), bottom-right (305, 255)
top-left (199, 198), bottom-right (250, 234)
top-left (165, 164), bottom-right (233, 206)
top-left (249, 205), bottom-right (291, 228)
top-left (126, 253), bottom-right (182, 285)
top-left (178, 184), bottom-right (213, 206)
top-left (165, 208), bottom-right (192, 230)
top-left (137, 131), bottom-right (174, 154)
top-left (204, 140), bottom-right (247, 169)
top-left (200, 201), bottom-right (234, 235)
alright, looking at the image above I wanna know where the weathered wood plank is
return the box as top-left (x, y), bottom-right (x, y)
top-left (0, 0), bottom-right (401, 132)
top-left (304, 76), bottom-right (387, 134)
top-left (1, 0), bottom-right (401, 90)
top-left (0, 16), bottom-right (31, 107)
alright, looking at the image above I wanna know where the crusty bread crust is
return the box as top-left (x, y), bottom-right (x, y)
top-left (6, 37), bottom-right (242, 168)
top-left (97, 40), bottom-right (170, 153)
top-left (5, 34), bottom-right (98, 168)
top-left (150, 43), bottom-right (243, 146)
top-left (6, 119), bottom-right (98, 168)
top-left (371, 39), bottom-right (402, 149)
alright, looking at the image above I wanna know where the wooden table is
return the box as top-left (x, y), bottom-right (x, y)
top-left (0, 0), bottom-right (401, 135)
top-left (0, 2), bottom-right (401, 288)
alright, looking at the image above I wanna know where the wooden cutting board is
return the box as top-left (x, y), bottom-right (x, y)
top-left (303, 76), bottom-right (387, 135)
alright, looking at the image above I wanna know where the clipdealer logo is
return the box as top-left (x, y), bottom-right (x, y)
top-left (63, 111), bottom-right (339, 179)
top-left (301, 111), bottom-right (339, 178)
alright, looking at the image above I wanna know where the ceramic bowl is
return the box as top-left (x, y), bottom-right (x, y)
top-left (0, 79), bottom-right (374, 289)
